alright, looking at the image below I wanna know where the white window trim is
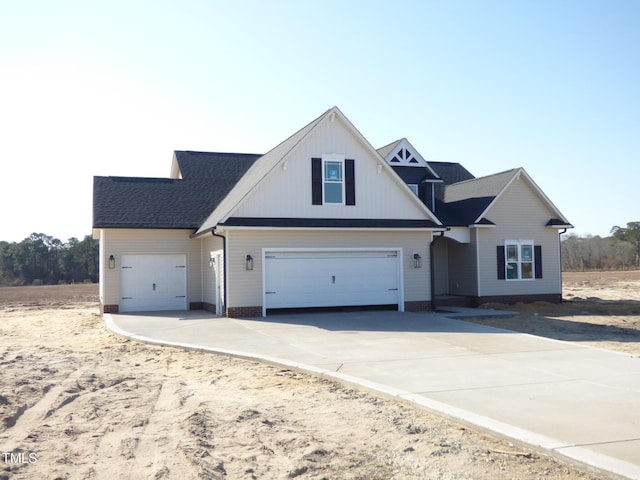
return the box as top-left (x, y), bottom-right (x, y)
top-left (321, 153), bottom-right (345, 205)
top-left (505, 239), bottom-right (535, 281)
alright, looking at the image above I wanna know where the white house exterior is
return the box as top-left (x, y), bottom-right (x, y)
top-left (93, 107), bottom-right (572, 316)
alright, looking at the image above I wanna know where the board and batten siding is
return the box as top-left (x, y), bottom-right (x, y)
top-left (232, 115), bottom-right (428, 221)
top-left (99, 229), bottom-right (203, 308)
top-left (225, 229), bottom-right (431, 309)
top-left (477, 177), bottom-right (562, 297)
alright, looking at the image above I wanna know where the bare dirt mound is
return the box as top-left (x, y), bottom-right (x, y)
top-left (0, 285), bottom-right (603, 479)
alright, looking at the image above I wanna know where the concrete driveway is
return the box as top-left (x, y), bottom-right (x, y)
top-left (105, 309), bottom-right (640, 479)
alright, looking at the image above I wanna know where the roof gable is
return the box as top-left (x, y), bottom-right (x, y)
top-left (480, 168), bottom-right (572, 226)
top-left (196, 107), bottom-right (441, 235)
top-left (436, 168), bottom-right (571, 227)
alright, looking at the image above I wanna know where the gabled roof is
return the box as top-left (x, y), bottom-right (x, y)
top-left (444, 168), bottom-right (517, 204)
top-left (435, 167), bottom-right (572, 228)
top-left (195, 107), bottom-right (441, 236)
top-left (377, 138), bottom-right (441, 182)
top-left (93, 152), bottom-right (259, 229)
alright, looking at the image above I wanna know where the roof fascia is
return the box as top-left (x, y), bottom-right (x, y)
top-left (333, 116), bottom-right (442, 225)
top-left (194, 108), bottom-right (332, 235)
top-left (213, 106), bottom-right (441, 228)
top-left (473, 168), bottom-right (571, 224)
top-left (216, 225), bottom-right (446, 232)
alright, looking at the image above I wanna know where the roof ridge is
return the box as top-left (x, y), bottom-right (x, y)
top-left (449, 167), bottom-right (519, 187)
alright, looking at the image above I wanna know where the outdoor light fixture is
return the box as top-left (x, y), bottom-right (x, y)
top-left (108, 254), bottom-right (116, 269)
top-left (209, 255), bottom-right (215, 268)
top-left (413, 252), bottom-right (422, 269)
top-left (245, 254), bottom-right (253, 271)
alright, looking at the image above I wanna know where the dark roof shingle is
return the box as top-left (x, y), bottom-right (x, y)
top-left (93, 152), bottom-right (260, 229)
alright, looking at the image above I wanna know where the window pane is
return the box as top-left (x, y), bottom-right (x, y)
top-left (408, 184), bottom-right (419, 195)
top-left (324, 162), bottom-right (342, 181)
top-left (521, 262), bottom-right (533, 279)
top-left (521, 245), bottom-right (533, 262)
top-left (506, 262), bottom-right (518, 279)
top-left (507, 245), bottom-right (518, 261)
top-left (324, 182), bottom-right (343, 203)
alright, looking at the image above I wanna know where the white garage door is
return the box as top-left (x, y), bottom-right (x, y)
top-left (264, 250), bottom-right (402, 311)
top-left (120, 254), bottom-right (187, 312)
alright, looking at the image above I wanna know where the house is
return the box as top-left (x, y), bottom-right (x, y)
top-left (92, 106), bottom-right (572, 316)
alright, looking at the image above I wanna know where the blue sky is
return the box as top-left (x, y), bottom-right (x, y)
top-left (1, 0), bottom-right (638, 243)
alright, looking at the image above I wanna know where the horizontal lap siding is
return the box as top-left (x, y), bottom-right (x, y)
top-left (478, 178), bottom-right (561, 297)
top-left (100, 229), bottom-right (203, 307)
top-left (226, 230), bottom-right (431, 308)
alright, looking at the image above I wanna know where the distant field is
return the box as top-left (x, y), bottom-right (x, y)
top-left (563, 269), bottom-right (640, 285)
top-left (0, 283), bottom-right (98, 309)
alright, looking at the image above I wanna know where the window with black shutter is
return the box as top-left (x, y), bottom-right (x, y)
top-left (311, 157), bottom-right (355, 206)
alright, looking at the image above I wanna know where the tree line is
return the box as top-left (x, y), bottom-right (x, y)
top-left (562, 222), bottom-right (640, 271)
top-left (0, 233), bottom-right (98, 286)
top-left (1, 223), bottom-right (638, 286)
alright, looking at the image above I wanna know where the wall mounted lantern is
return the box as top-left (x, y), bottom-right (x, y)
top-left (209, 255), bottom-right (215, 268)
top-left (413, 252), bottom-right (422, 269)
top-left (108, 254), bottom-right (116, 269)
top-left (245, 254), bottom-right (254, 271)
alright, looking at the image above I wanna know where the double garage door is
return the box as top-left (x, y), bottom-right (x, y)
top-left (264, 250), bottom-right (402, 311)
top-left (120, 254), bottom-right (187, 312)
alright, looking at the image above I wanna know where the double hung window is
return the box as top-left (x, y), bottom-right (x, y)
top-left (323, 160), bottom-right (344, 204)
top-left (505, 240), bottom-right (534, 280)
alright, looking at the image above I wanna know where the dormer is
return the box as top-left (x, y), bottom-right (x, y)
top-left (377, 138), bottom-right (442, 212)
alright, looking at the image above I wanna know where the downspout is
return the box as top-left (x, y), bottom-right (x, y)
top-left (212, 228), bottom-right (227, 315)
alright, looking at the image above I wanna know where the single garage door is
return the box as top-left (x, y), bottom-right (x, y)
top-left (264, 250), bottom-right (402, 311)
top-left (120, 254), bottom-right (187, 312)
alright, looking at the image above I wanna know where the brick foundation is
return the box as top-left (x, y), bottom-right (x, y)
top-left (202, 302), bottom-right (217, 313)
top-left (189, 302), bottom-right (204, 310)
top-left (226, 306), bottom-right (263, 318)
top-left (101, 303), bottom-right (119, 314)
top-left (404, 301), bottom-right (432, 312)
top-left (475, 293), bottom-right (562, 306)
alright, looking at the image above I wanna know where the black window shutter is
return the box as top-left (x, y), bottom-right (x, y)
top-left (497, 246), bottom-right (506, 280)
top-left (535, 245), bottom-right (543, 279)
top-left (345, 159), bottom-right (355, 205)
top-left (311, 158), bottom-right (322, 205)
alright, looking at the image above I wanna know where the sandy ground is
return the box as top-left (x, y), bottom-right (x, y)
top-left (2, 274), bottom-right (637, 479)
top-left (473, 270), bottom-right (640, 355)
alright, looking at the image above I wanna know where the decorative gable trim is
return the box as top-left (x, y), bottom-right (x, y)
top-left (380, 138), bottom-right (440, 177)
top-left (194, 107), bottom-right (442, 236)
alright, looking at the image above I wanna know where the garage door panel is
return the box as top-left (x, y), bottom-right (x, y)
top-left (264, 250), bottom-right (401, 310)
top-left (120, 254), bottom-right (187, 312)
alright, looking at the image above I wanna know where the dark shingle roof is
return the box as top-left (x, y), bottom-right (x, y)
top-left (427, 162), bottom-right (475, 202)
top-left (433, 169), bottom-right (517, 226)
top-left (93, 152), bottom-right (260, 229)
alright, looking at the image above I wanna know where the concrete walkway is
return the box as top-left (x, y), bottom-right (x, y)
top-left (105, 309), bottom-right (640, 479)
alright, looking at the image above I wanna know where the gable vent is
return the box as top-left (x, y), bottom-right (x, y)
top-left (391, 147), bottom-right (419, 166)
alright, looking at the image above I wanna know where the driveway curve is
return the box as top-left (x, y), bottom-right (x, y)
top-left (105, 309), bottom-right (640, 479)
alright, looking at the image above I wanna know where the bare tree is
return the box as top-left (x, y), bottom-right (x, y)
top-left (611, 222), bottom-right (640, 268)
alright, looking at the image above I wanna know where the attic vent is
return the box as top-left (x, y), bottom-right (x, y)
top-left (391, 147), bottom-right (420, 166)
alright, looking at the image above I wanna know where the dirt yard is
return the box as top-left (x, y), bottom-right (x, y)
top-left (2, 275), bottom-right (636, 480)
top-left (474, 270), bottom-right (640, 355)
